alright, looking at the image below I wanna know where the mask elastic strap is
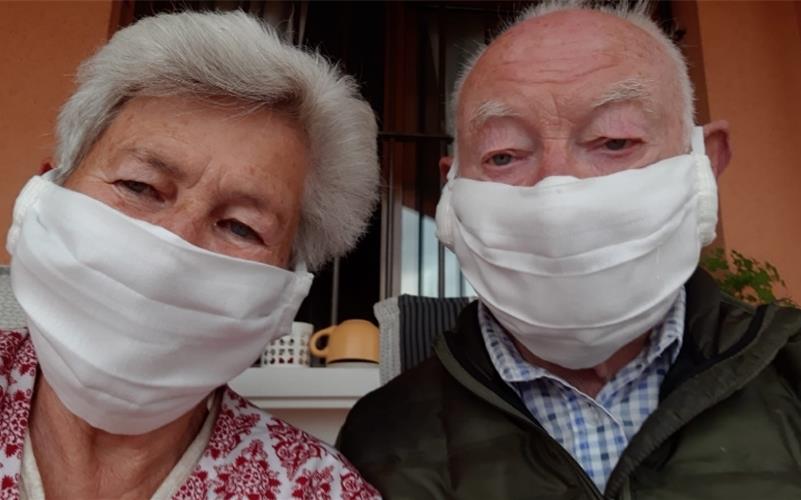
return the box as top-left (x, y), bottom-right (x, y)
top-left (6, 170), bottom-right (62, 254)
top-left (446, 159), bottom-right (459, 182)
top-left (690, 126), bottom-right (706, 155)
top-left (42, 169), bottom-right (61, 182)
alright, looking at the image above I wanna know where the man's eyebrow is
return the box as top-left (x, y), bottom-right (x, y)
top-left (591, 78), bottom-right (656, 114)
top-left (124, 147), bottom-right (185, 179)
top-left (467, 100), bottom-right (520, 132)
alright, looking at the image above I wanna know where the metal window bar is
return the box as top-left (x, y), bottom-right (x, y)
top-left (378, 131), bottom-right (452, 300)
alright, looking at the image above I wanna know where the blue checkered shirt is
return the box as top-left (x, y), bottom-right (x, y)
top-left (479, 289), bottom-right (685, 492)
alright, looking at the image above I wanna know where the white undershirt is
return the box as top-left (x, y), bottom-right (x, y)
top-left (20, 393), bottom-right (220, 500)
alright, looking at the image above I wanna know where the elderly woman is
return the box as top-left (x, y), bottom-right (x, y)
top-left (1, 10), bottom-right (380, 499)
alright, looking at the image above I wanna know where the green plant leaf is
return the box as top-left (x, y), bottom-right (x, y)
top-left (700, 248), bottom-right (795, 306)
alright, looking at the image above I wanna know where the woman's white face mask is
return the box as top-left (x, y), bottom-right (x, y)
top-left (6, 171), bottom-right (313, 434)
top-left (436, 126), bottom-right (717, 369)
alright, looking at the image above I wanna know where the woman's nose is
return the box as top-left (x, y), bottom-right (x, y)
top-left (149, 204), bottom-right (209, 249)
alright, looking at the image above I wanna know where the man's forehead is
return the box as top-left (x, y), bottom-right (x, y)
top-left (494, 9), bottom-right (658, 54)
top-left (465, 78), bottom-right (657, 132)
top-left (459, 9), bottom-right (672, 121)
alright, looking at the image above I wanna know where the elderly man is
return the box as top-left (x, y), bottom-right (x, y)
top-left (339, 2), bottom-right (801, 499)
top-left (1, 10), bottom-right (380, 499)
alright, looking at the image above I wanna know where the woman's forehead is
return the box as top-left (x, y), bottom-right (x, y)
top-left (82, 95), bottom-right (310, 210)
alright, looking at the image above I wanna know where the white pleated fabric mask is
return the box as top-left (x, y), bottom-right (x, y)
top-left (6, 171), bottom-right (313, 434)
top-left (436, 127), bottom-right (717, 369)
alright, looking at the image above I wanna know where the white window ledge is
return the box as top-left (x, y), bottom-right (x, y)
top-left (229, 365), bottom-right (380, 410)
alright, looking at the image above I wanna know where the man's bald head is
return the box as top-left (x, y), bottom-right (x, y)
top-left (453, 2), bottom-right (693, 137)
top-left (446, 1), bottom-right (699, 186)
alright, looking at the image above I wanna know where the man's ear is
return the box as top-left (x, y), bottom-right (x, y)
top-left (702, 120), bottom-right (732, 177)
top-left (439, 156), bottom-right (454, 183)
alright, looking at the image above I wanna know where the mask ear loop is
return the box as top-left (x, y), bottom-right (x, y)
top-left (6, 169), bottom-right (63, 254)
top-left (436, 159), bottom-right (459, 247)
top-left (446, 158), bottom-right (459, 182)
top-left (690, 126), bottom-right (706, 155)
top-left (689, 125), bottom-right (718, 245)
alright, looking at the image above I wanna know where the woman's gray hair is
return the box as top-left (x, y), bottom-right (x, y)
top-left (55, 10), bottom-right (379, 270)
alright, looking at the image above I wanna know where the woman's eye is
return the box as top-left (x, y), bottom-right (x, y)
top-left (489, 153), bottom-right (514, 166)
top-left (603, 138), bottom-right (631, 151)
top-left (117, 180), bottom-right (160, 199)
top-left (218, 219), bottom-right (263, 243)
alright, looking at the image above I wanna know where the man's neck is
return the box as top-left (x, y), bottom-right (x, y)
top-left (512, 333), bottom-right (649, 398)
top-left (29, 376), bottom-right (208, 500)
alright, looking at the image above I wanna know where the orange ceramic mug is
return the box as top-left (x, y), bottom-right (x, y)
top-left (309, 319), bottom-right (379, 365)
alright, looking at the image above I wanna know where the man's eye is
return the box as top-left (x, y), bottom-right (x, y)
top-left (603, 139), bottom-right (630, 151)
top-left (117, 180), bottom-right (160, 199)
top-left (218, 219), bottom-right (263, 243)
top-left (489, 153), bottom-right (514, 166)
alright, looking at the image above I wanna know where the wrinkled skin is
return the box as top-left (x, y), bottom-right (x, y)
top-left (32, 95), bottom-right (311, 499)
top-left (65, 95), bottom-right (310, 267)
top-left (441, 9), bottom-right (732, 393)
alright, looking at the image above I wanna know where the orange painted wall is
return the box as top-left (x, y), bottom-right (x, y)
top-left (695, 1), bottom-right (801, 302)
top-left (0, 1), bottom-right (113, 263)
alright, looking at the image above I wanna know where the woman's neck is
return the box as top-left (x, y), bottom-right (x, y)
top-left (28, 376), bottom-right (208, 500)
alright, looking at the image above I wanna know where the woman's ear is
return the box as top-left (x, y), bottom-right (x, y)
top-left (703, 120), bottom-right (732, 177)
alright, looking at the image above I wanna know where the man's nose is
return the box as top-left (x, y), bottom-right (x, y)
top-left (536, 142), bottom-right (595, 182)
top-left (532, 142), bottom-right (572, 184)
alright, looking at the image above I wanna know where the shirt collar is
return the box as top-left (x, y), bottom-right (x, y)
top-left (479, 288), bottom-right (686, 384)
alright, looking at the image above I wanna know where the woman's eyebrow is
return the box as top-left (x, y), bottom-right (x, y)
top-left (121, 146), bottom-right (276, 213)
top-left (123, 147), bottom-right (186, 180)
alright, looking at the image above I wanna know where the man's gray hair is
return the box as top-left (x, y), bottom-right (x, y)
top-left (451, 0), bottom-right (694, 145)
top-left (55, 10), bottom-right (379, 270)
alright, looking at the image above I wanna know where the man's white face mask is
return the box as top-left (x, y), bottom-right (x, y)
top-left (6, 170), bottom-right (313, 434)
top-left (436, 126), bottom-right (717, 369)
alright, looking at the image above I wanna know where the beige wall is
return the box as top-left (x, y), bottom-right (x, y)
top-left (694, 1), bottom-right (801, 302)
top-left (0, 1), bottom-right (112, 263)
